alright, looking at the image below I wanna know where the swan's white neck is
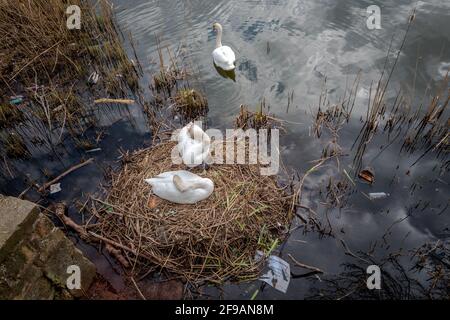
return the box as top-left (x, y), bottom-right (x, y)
top-left (189, 126), bottom-right (211, 146)
top-left (215, 26), bottom-right (223, 48)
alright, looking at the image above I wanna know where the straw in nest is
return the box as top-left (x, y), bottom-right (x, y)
top-left (89, 141), bottom-right (294, 284)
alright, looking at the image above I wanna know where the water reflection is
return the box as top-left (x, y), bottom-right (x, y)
top-left (214, 63), bottom-right (236, 81)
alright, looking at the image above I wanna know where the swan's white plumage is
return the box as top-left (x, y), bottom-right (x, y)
top-left (213, 46), bottom-right (235, 70)
top-left (145, 170), bottom-right (214, 204)
top-left (212, 23), bottom-right (236, 71)
top-left (177, 122), bottom-right (210, 168)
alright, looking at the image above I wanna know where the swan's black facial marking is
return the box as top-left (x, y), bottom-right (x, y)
top-left (212, 23), bottom-right (221, 33)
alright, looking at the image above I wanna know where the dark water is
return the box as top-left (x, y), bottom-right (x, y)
top-left (110, 0), bottom-right (449, 299)
top-left (1, 0), bottom-right (449, 299)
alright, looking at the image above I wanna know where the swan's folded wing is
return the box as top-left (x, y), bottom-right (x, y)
top-left (173, 175), bottom-right (190, 192)
top-left (213, 46), bottom-right (235, 66)
top-left (221, 46), bottom-right (235, 62)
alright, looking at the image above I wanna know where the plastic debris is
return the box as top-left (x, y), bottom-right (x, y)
top-left (50, 183), bottom-right (62, 194)
top-left (259, 255), bottom-right (290, 293)
top-left (358, 167), bottom-right (375, 184)
top-left (86, 148), bottom-right (102, 153)
top-left (88, 71), bottom-right (100, 85)
top-left (368, 192), bottom-right (390, 200)
top-left (10, 95), bottom-right (24, 105)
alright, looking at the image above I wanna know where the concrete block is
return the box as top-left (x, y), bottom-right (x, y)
top-left (0, 197), bottom-right (40, 261)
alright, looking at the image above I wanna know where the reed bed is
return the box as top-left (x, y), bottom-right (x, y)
top-left (312, 19), bottom-right (448, 174)
top-left (0, 0), bottom-right (142, 159)
top-left (87, 141), bottom-right (294, 284)
top-left (173, 88), bottom-right (208, 120)
top-left (150, 42), bottom-right (187, 94)
top-left (0, 104), bottom-right (24, 129)
top-left (0, 0), bottom-right (139, 91)
top-left (235, 102), bottom-right (281, 130)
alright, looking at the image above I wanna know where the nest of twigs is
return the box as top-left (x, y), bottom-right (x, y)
top-left (89, 141), bottom-right (294, 284)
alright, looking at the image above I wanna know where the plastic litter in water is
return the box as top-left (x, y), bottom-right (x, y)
top-left (368, 192), bottom-right (390, 200)
top-left (86, 148), bottom-right (102, 153)
top-left (9, 95), bottom-right (24, 105)
top-left (50, 183), bottom-right (62, 194)
top-left (358, 167), bottom-right (375, 184)
top-left (88, 71), bottom-right (100, 85)
top-left (259, 255), bottom-right (290, 293)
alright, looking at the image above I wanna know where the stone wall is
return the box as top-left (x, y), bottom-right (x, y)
top-left (0, 196), bottom-right (96, 299)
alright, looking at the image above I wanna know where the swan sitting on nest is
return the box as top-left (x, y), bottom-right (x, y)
top-left (212, 22), bottom-right (236, 71)
top-left (145, 171), bottom-right (214, 204)
top-left (178, 122), bottom-right (211, 168)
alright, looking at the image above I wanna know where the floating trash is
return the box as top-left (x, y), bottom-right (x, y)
top-left (358, 167), bottom-right (375, 184)
top-left (50, 183), bottom-right (62, 194)
top-left (368, 192), bottom-right (390, 200)
top-left (9, 95), bottom-right (24, 105)
top-left (88, 71), bottom-right (100, 85)
top-left (86, 148), bottom-right (102, 153)
top-left (259, 255), bottom-right (291, 293)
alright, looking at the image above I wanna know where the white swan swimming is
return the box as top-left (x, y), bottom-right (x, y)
top-left (145, 171), bottom-right (214, 204)
top-left (178, 122), bottom-right (211, 168)
top-left (212, 23), bottom-right (236, 71)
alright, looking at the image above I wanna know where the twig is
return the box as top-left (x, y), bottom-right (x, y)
top-left (105, 244), bottom-right (130, 268)
top-left (94, 98), bottom-right (135, 105)
top-left (288, 254), bottom-right (324, 274)
top-left (9, 40), bottom-right (63, 80)
top-left (88, 232), bottom-right (152, 261)
top-left (2, 155), bottom-right (14, 179)
top-left (339, 239), bottom-right (371, 264)
top-left (38, 158), bottom-right (94, 193)
top-left (131, 277), bottom-right (146, 300)
top-left (53, 203), bottom-right (88, 236)
top-left (18, 185), bottom-right (33, 199)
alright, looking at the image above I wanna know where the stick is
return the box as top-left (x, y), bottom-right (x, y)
top-left (88, 232), bottom-right (152, 261)
top-left (10, 40), bottom-right (63, 80)
top-left (131, 277), bottom-right (146, 300)
top-left (339, 239), bottom-right (371, 264)
top-left (38, 158), bottom-right (94, 193)
top-left (288, 254), bottom-right (324, 274)
top-left (18, 185), bottom-right (33, 199)
top-left (94, 98), bottom-right (135, 105)
top-left (53, 203), bottom-right (131, 267)
top-left (52, 204), bottom-right (130, 268)
top-left (105, 244), bottom-right (130, 268)
top-left (53, 203), bottom-right (88, 236)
